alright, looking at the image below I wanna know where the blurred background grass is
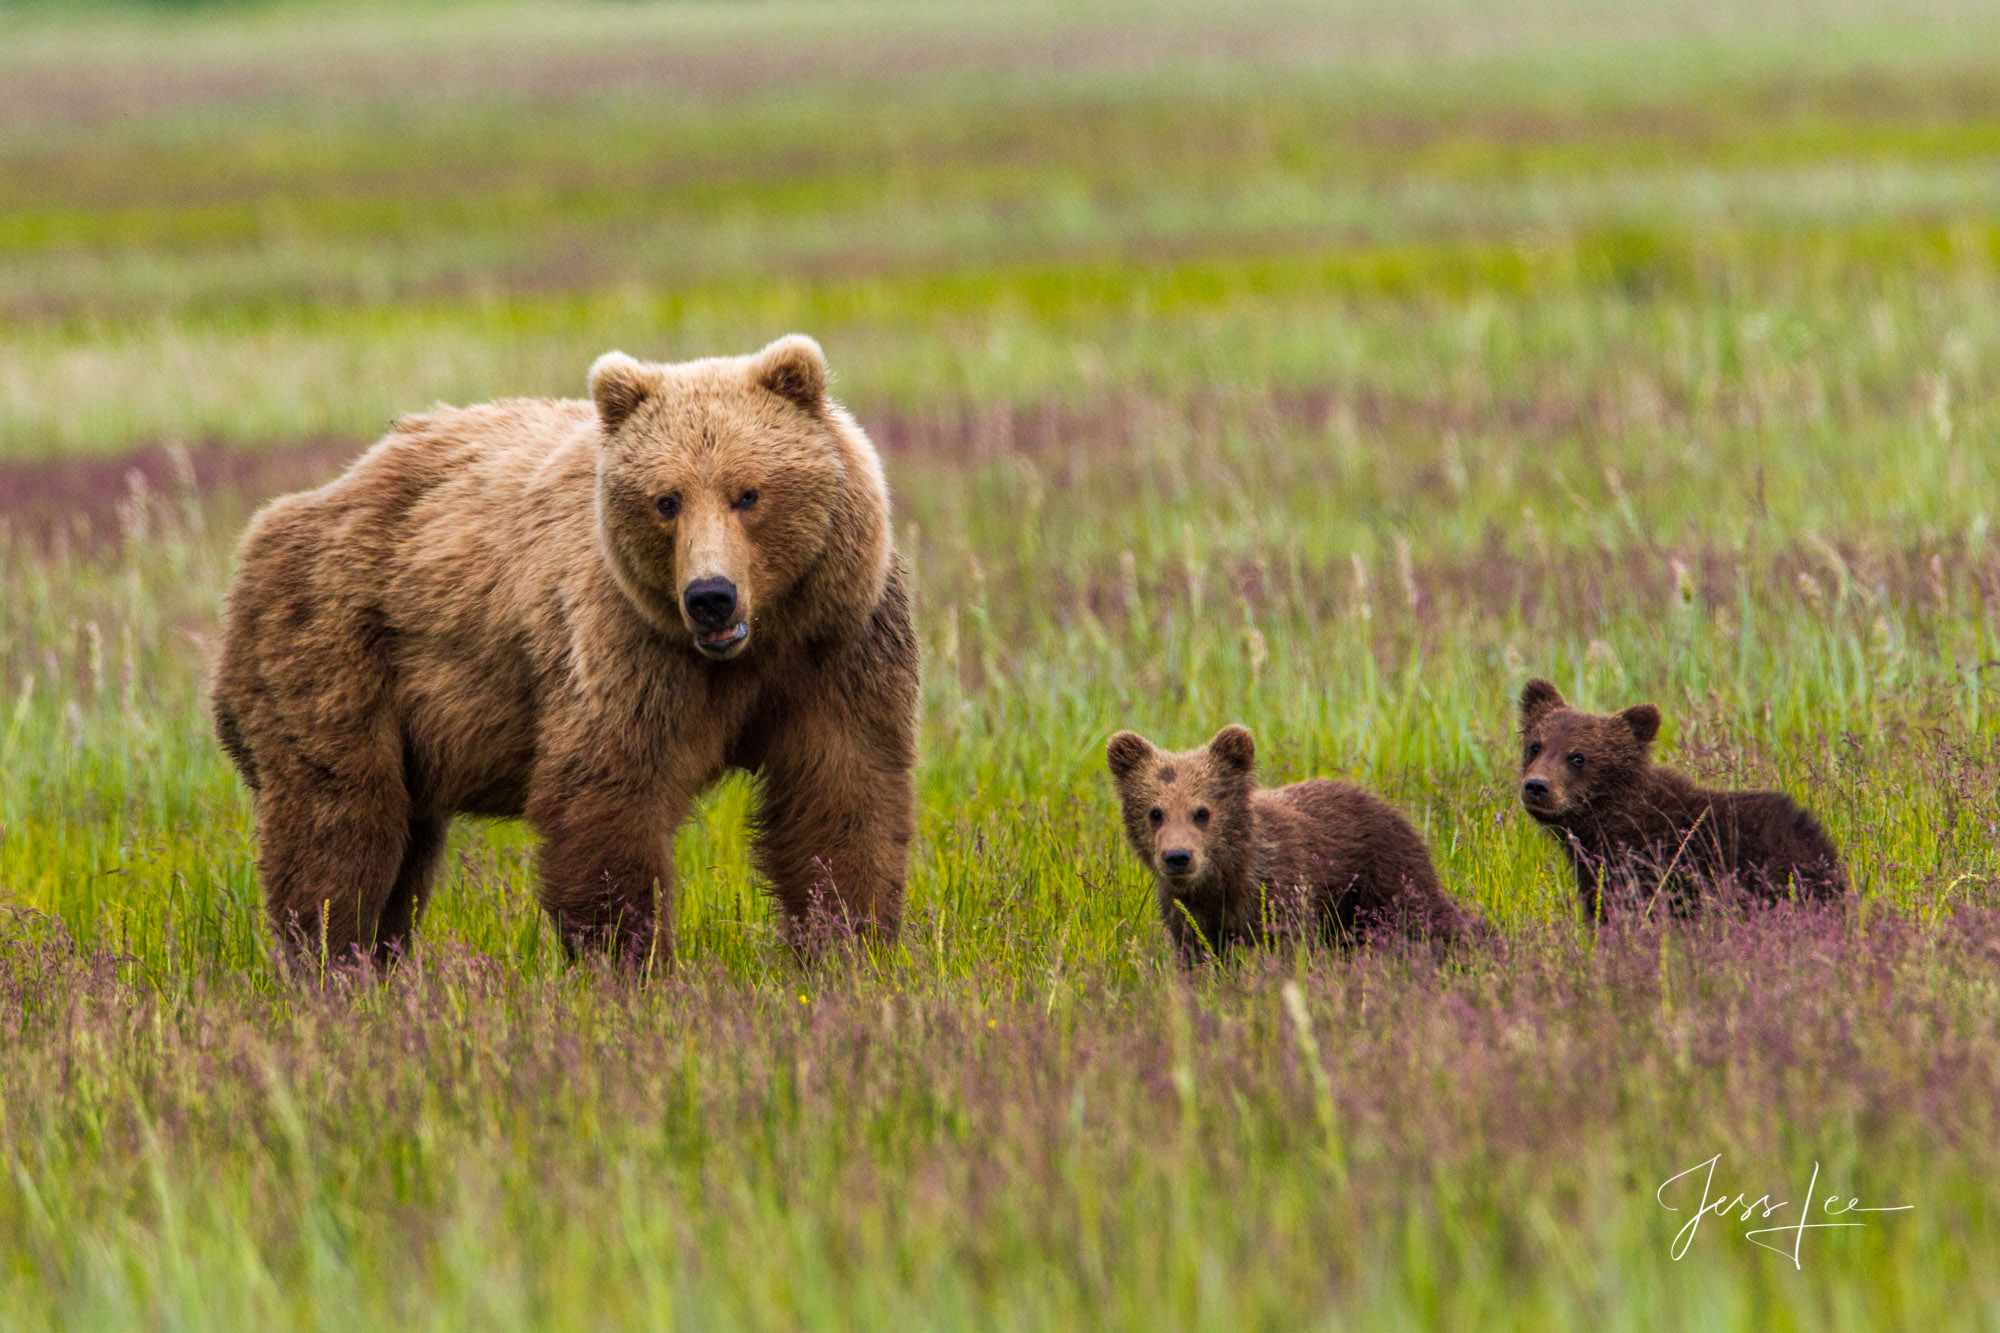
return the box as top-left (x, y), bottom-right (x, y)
top-left (2, 0), bottom-right (1998, 1327)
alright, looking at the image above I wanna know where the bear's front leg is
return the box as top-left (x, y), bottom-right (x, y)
top-left (751, 731), bottom-right (914, 945)
top-left (750, 698), bottom-right (916, 945)
top-left (1160, 896), bottom-right (1221, 968)
top-left (526, 736), bottom-right (690, 966)
top-left (748, 597), bottom-right (919, 947)
top-left (1554, 831), bottom-right (1607, 921)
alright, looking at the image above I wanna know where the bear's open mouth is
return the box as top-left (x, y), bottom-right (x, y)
top-left (694, 622), bottom-right (750, 658)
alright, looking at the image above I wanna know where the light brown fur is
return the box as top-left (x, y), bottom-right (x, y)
top-left (1106, 725), bottom-right (1483, 964)
top-left (213, 335), bottom-right (918, 970)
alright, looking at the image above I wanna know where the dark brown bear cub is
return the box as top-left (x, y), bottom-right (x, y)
top-left (1516, 678), bottom-right (1847, 917)
top-left (1106, 725), bottom-right (1480, 964)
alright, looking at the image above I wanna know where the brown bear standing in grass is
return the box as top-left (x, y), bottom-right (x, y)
top-left (213, 335), bottom-right (918, 971)
top-left (1105, 725), bottom-right (1482, 964)
top-left (1516, 678), bottom-right (1846, 917)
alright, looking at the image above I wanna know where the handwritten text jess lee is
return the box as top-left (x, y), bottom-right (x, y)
top-left (1656, 1155), bottom-right (1912, 1268)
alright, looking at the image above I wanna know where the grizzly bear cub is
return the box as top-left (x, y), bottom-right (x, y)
top-left (1516, 678), bottom-right (1847, 916)
top-left (1106, 725), bottom-right (1480, 963)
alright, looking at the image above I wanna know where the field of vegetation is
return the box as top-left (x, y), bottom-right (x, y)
top-left (3, 0), bottom-right (1999, 1326)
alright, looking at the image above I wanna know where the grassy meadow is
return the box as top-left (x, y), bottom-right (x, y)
top-left (3, 0), bottom-right (2000, 1326)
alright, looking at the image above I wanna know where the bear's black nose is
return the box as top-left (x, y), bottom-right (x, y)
top-left (1522, 777), bottom-right (1550, 802)
top-left (1161, 848), bottom-right (1194, 874)
top-left (683, 577), bottom-right (739, 630)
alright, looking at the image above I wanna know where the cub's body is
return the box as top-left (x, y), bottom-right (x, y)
top-left (1515, 679), bottom-right (1846, 915)
top-left (1106, 726), bottom-right (1479, 963)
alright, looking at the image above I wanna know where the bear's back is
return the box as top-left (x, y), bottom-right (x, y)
top-left (348, 397), bottom-right (596, 529)
top-left (1713, 788), bottom-right (1847, 899)
top-left (1576, 767), bottom-right (1847, 905)
top-left (1253, 778), bottom-right (1438, 898)
top-left (215, 397), bottom-right (607, 756)
top-left (234, 397), bottom-right (593, 564)
top-left (236, 398), bottom-right (601, 624)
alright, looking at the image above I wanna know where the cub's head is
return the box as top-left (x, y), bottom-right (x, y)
top-left (1105, 725), bottom-right (1257, 889)
top-left (590, 335), bottom-right (890, 661)
top-left (1516, 678), bottom-right (1660, 822)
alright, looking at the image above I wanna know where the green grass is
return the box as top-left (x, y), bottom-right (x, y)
top-left (2, 0), bottom-right (1999, 1327)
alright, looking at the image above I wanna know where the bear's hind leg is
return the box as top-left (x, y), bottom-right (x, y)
top-left (372, 814), bottom-right (447, 969)
top-left (255, 767), bottom-right (411, 976)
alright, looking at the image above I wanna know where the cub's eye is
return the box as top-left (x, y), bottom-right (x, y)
top-left (1147, 807), bottom-right (1163, 826)
top-left (656, 494), bottom-right (681, 519)
top-left (732, 488), bottom-right (760, 511)
top-left (1193, 807), bottom-right (1210, 825)
top-left (1527, 741), bottom-right (1542, 759)
top-left (1567, 752), bottom-right (1586, 771)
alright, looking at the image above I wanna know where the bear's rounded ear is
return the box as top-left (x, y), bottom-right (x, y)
top-left (1106, 731), bottom-right (1155, 781)
top-left (1519, 677), bottom-right (1565, 728)
top-left (751, 334), bottom-right (827, 408)
top-left (1209, 724), bottom-right (1256, 774)
top-left (589, 351), bottom-right (654, 433)
top-left (1620, 704), bottom-right (1661, 747)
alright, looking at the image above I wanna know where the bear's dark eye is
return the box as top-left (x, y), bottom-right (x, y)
top-left (1193, 807), bottom-right (1210, 825)
top-left (1147, 807), bottom-right (1163, 826)
top-left (1527, 741), bottom-right (1542, 759)
top-left (732, 488), bottom-right (760, 511)
top-left (657, 494), bottom-right (681, 519)
top-left (1568, 752), bottom-right (1586, 770)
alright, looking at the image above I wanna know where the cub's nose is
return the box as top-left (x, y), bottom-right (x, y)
top-left (683, 577), bottom-right (739, 630)
top-left (1161, 848), bottom-right (1194, 875)
top-left (1522, 777), bottom-right (1550, 802)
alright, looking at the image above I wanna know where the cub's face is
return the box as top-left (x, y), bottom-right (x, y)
top-left (1105, 725), bottom-right (1257, 889)
top-left (591, 336), bottom-right (860, 661)
top-left (1516, 677), bottom-right (1660, 821)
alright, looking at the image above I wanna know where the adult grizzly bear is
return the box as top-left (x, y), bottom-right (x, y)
top-left (213, 335), bottom-right (918, 970)
top-left (1515, 678), bottom-right (1846, 916)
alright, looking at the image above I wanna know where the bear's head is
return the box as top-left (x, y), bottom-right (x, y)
top-left (1516, 678), bottom-right (1660, 823)
top-left (1105, 725), bottom-right (1257, 891)
top-left (588, 335), bottom-right (891, 661)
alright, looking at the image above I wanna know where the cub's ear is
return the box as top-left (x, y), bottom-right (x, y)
top-left (1208, 724), bottom-right (1256, 774)
top-left (1106, 731), bottom-right (1155, 782)
top-left (1519, 677), bottom-right (1566, 728)
top-left (750, 334), bottom-right (828, 408)
top-left (589, 351), bottom-right (655, 432)
top-left (1620, 704), bottom-right (1661, 747)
